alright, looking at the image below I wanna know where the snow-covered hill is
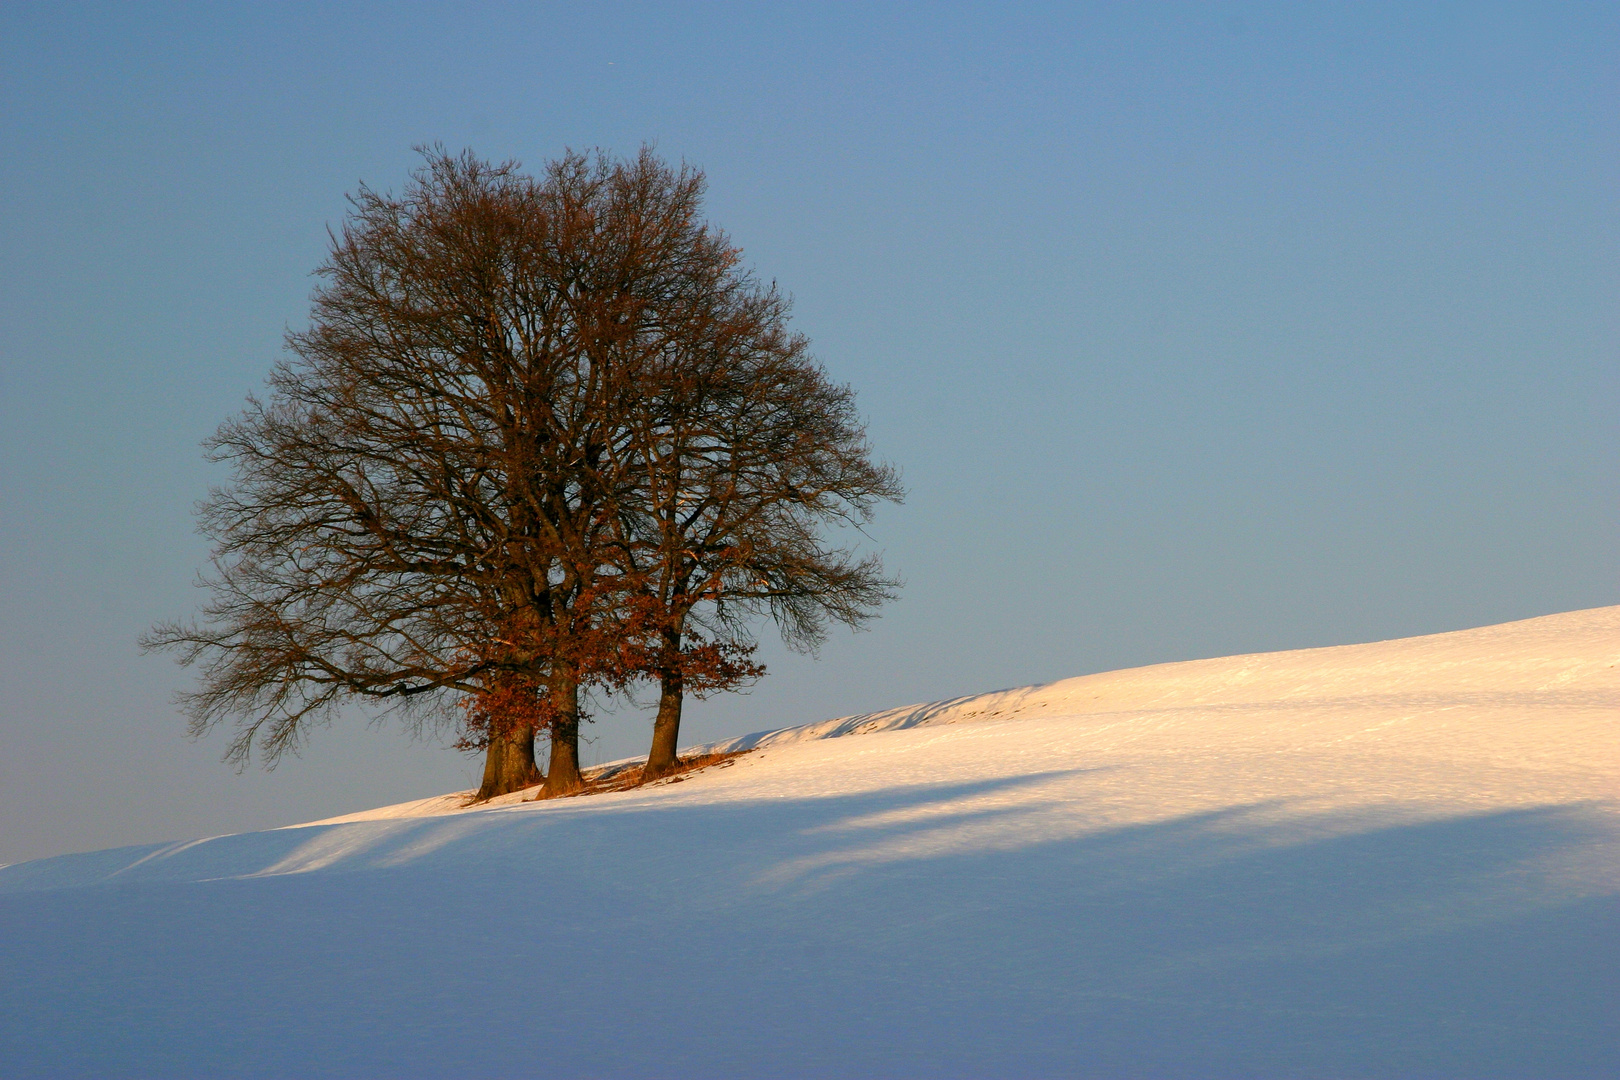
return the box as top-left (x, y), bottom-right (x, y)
top-left (3, 607), bottom-right (1616, 1078)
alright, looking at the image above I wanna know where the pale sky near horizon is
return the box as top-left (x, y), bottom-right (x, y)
top-left (2, 1), bottom-right (1615, 865)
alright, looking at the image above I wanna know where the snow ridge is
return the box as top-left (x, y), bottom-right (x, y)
top-left (2, 606), bottom-right (1616, 1078)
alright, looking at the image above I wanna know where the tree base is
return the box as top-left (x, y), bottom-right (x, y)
top-left (473, 726), bottom-right (542, 801)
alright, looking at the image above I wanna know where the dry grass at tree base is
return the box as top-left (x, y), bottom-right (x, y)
top-left (576, 750), bottom-right (750, 796)
top-left (459, 750), bottom-right (752, 806)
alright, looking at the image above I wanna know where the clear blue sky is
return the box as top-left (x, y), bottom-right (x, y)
top-left (2, 1), bottom-right (1614, 863)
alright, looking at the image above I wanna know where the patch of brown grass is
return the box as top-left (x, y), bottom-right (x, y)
top-left (580, 749), bottom-right (751, 794)
top-left (515, 749), bottom-right (753, 801)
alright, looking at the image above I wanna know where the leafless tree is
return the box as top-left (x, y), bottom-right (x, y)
top-left (146, 145), bottom-right (902, 799)
top-left (606, 287), bottom-right (903, 779)
top-left (146, 148), bottom-right (653, 797)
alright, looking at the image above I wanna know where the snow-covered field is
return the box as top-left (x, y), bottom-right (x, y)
top-left (3, 607), bottom-right (1616, 1078)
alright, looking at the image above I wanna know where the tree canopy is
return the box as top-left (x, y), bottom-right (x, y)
top-left (146, 146), bottom-right (901, 797)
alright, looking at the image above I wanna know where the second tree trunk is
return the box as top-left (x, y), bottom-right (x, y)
top-left (643, 675), bottom-right (684, 782)
top-left (542, 667), bottom-right (585, 797)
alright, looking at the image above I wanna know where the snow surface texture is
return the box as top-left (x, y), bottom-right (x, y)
top-left (3, 607), bottom-right (1616, 1078)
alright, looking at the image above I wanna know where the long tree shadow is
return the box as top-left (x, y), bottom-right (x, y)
top-left (1, 780), bottom-right (1614, 1079)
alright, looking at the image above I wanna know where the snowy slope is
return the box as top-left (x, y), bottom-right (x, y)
top-left (2, 607), bottom-right (1616, 1078)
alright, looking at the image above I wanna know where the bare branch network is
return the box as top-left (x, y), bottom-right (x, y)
top-left (144, 146), bottom-right (903, 799)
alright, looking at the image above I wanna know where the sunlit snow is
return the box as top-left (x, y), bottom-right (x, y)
top-left (3, 607), bottom-right (1616, 1077)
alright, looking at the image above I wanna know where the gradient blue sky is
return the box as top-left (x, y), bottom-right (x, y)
top-left (2, 1), bottom-right (1614, 863)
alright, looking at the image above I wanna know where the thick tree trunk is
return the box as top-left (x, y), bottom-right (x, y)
top-left (474, 723), bottom-right (541, 801)
top-left (541, 667), bottom-right (585, 797)
top-left (642, 630), bottom-right (685, 782)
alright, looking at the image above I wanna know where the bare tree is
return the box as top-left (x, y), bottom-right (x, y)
top-left (146, 148), bottom-right (649, 797)
top-left (146, 144), bottom-right (903, 800)
top-left (608, 290), bottom-right (904, 780)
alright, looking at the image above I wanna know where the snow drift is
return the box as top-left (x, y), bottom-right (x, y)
top-left (2, 607), bottom-right (1616, 1078)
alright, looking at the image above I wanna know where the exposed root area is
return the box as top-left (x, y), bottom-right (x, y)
top-left (514, 749), bottom-right (753, 801)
